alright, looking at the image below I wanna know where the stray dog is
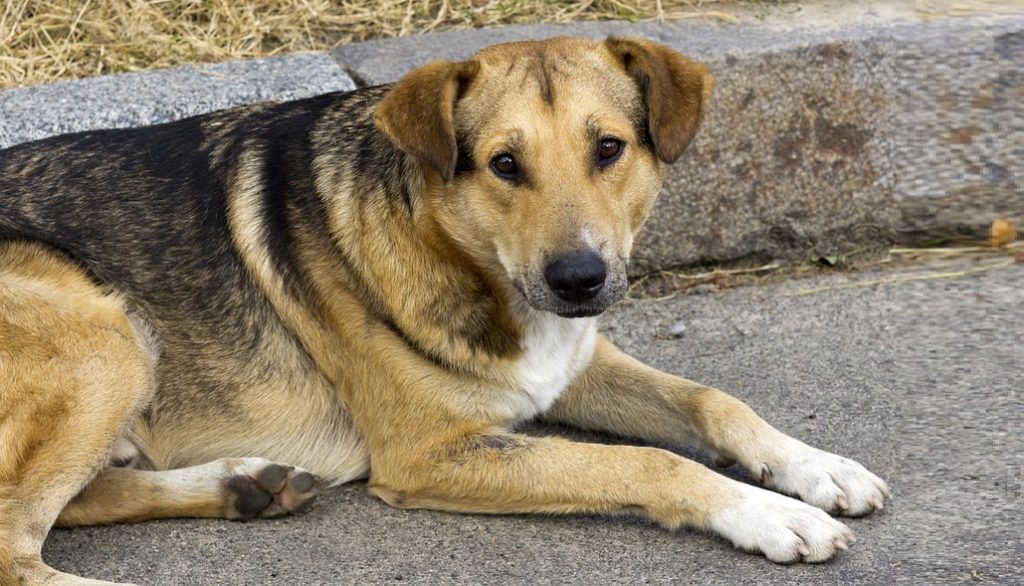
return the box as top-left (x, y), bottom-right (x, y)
top-left (0, 37), bottom-right (890, 585)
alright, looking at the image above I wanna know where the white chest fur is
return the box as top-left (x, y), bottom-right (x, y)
top-left (509, 312), bottom-right (597, 420)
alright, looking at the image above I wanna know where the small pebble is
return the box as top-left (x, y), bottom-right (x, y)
top-left (689, 283), bottom-right (718, 295)
top-left (668, 320), bottom-right (687, 338)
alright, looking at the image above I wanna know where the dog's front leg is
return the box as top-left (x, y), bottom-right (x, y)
top-left (544, 336), bottom-right (891, 517)
top-left (369, 432), bottom-right (854, 563)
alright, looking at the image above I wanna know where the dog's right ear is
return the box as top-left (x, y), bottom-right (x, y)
top-left (374, 60), bottom-right (478, 182)
top-left (605, 37), bottom-right (713, 164)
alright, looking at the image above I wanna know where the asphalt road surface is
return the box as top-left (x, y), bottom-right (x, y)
top-left (43, 257), bottom-right (1022, 585)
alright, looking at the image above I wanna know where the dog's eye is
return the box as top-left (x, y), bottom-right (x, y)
top-left (596, 138), bottom-right (624, 168)
top-left (490, 153), bottom-right (518, 179)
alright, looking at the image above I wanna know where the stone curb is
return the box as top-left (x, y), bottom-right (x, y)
top-left (2, 17), bottom-right (1021, 274)
top-left (0, 53), bottom-right (354, 149)
top-left (335, 17), bottom-right (1024, 273)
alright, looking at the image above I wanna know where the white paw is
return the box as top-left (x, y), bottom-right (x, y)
top-left (709, 483), bottom-right (856, 563)
top-left (760, 443), bottom-right (891, 517)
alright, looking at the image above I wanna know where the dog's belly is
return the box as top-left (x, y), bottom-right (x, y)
top-left (129, 318), bottom-right (371, 485)
top-left (132, 378), bottom-right (372, 485)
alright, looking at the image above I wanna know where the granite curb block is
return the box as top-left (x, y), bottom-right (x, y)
top-left (0, 53), bottom-right (354, 149)
top-left (1, 17), bottom-right (1021, 274)
top-left (333, 16), bottom-right (1024, 274)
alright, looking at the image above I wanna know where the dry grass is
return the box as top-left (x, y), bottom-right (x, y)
top-left (0, 0), bottom-right (754, 89)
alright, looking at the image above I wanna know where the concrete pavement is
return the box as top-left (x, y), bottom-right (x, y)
top-left (41, 257), bottom-right (1023, 584)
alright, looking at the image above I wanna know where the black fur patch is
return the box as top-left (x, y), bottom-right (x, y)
top-left (453, 135), bottom-right (476, 177)
top-left (478, 435), bottom-right (529, 452)
top-left (351, 105), bottom-right (415, 213)
top-left (629, 76), bottom-right (656, 154)
top-left (422, 281), bottom-right (520, 360)
top-left (258, 98), bottom-right (331, 302)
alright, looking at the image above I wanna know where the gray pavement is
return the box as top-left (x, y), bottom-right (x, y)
top-left (41, 258), bottom-right (1023, 584)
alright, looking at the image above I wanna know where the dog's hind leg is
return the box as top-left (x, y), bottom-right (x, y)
top-left (55, 457), bottom-right (320, 526)
top-left (0, 242), bottom-right (154, 585)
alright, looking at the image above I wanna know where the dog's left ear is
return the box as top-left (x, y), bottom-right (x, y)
top-left (374, 60), bottom-right (478, 182)
top-left (605, 37), bottom-right (713, 164)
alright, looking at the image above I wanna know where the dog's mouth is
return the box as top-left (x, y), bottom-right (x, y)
top-left (511, 274), bottom-right (625, 319)
top-left (552, 305), bottom-right (608, 319)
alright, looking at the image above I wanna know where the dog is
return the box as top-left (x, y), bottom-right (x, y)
top-left (0, 36), bottom-right (890, 585)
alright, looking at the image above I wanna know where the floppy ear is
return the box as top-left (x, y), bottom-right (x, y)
top-left (605, 37), bottom-right (714, 164)
top-left (374, 60), bottom-right (478, 182)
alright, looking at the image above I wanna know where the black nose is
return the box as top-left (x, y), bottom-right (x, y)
top-left (544, 251), bottom-right (607, 303)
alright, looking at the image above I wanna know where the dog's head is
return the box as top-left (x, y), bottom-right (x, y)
top-left (375, 37), bottom-right (712, 318)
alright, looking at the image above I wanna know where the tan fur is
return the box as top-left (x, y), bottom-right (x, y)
top-left (0, 36), bottom-right (889, 584)
top-left (0, 242), bottom-right (154, 585)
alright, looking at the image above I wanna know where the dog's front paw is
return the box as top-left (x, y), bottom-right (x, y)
top-left (709, 484), bottom-right (856, 563)
top-left (760, 444), bottom-right (891, 517)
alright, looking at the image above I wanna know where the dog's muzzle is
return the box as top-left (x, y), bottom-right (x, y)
top-left (510, 249), bottom-right (625, 318)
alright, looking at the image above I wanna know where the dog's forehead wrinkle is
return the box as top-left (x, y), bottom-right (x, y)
top-left (468, 43), bottom-right (628, 115)
top-left (533, 45), bottom-right (556, 106)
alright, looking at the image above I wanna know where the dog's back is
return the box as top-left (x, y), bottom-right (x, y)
top-left (0, 93), bottom-right (364, 461)
top-left (1, 101), bottom-right (300, 306)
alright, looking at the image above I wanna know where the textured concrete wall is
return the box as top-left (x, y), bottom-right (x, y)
top-left (642, 32), bottom-right (897, 272)
top-left (887, 22), bottom-right (1023, 243)
top-left (334, 17), bottom-right (1024, 273)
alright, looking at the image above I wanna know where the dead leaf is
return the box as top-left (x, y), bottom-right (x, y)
top-left (989, 218), bottom-right (1017, 247)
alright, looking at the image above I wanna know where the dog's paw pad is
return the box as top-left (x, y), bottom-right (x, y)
top-left (223, 459), bottom-right (320, 520)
